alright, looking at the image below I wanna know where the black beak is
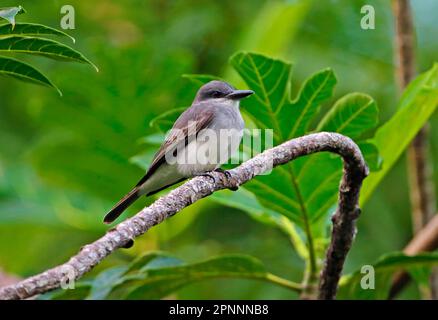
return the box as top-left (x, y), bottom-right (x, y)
top-left (226, 89), bottom-right (254, 100)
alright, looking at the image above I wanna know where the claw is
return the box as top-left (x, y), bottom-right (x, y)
top-left (194, 172), bottom-right (216, 183)
top-left (214, 168), bottom-right (238, 191)
top-left (122, 239), bottom-right (134, 249)
top-left (214, 168), bottom-right (232, 179)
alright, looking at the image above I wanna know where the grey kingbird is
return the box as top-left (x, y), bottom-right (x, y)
top-left (104, 80), bottom-right (253, 223)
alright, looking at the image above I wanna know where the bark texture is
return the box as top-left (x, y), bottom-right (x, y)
top-left (0, 132), bottom-right (368, 300)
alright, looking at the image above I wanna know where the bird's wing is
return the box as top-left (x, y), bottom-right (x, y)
top-left (135, 103), bottom-right (215, 187)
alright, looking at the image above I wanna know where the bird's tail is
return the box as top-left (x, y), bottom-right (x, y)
top-left (104, 187), bottom-right (141, 224)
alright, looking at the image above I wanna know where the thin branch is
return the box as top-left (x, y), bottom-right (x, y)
top-left (0, 132), bottom-right (368, 300)
top-left (392, 0), bottom-right (437, 298)
top-left (393, 0), bottom-right (416, 89)
top-left (317, 140), bottom-right (369, 299)
top-left (389, 213), bottom-right (438, 299)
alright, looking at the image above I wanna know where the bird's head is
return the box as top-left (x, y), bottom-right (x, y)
top-left (194, 80), bottom-right (254, 104)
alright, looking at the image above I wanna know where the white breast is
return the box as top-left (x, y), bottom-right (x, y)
top-left (176, 100), bottom-right (244, 176)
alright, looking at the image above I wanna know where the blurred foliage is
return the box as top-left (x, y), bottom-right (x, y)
top-left (338, 252), bottom-right (438, 300)
top-left (1, 0), bottom-right (438, 299)
top-left (48, 252), bottom-right (301, 300)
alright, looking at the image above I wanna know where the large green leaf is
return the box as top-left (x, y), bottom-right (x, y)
top-left (338, 252), bottom-right (438, 299)
top-left (0, 56), bottom-right (60, 94)
top-left (361, 64), bottom-right (438, 203)
top-left (0, 6), bottom-right (25, 27)
top-left (230, 52), bottom-right (337, 142)
top-left (0, 23), bottom-right (75, 42)
top-left (87, 266), bottom-right (129, 300)
top-left (317, 93), bottom-right (378, 140)
top-left (229, 52), bottom-right (378, 239)
top-left (0, 36), bottom-right (97, 70)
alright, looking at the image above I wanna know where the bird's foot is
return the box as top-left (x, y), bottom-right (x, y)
top-left (193, 172), bottom-right (216, 184)
top-left (214, 168), bottom-right (238, 191)
top-left (122, 239), bottom-right (134, 249)
top-left (193, 169), bottom-right (239, 191)
top-left (214, 168), bottom-right (232, 179)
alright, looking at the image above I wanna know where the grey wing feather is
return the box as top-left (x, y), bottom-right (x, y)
top-left (135, 103), bottom-right (215, 187)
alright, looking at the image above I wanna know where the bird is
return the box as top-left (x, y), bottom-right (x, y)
top-left (103, 80), bottom-right (254, 224)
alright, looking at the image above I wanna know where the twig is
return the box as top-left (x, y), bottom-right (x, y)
top-left (0, 132), bottom-right (368, 300)
top-left (392, 0), bottom-right (437, 298)
top-left (389, 213), bottom-right (438, 299)
top-left (393, 0), bottom-right (416, 90)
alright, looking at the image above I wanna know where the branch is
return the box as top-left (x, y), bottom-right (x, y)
top-left (393, 0), bottom-right (416, 89)
top-left (393, 0), bottom-right (436, 232)
top-left (317, 139), bottom-right (369, 299)
top-left (392, 0), bottom-right (437, 298)
top-left (0, 132), bottom-right (368, 300)
top-left (389, 213), bottom-right (438, 299)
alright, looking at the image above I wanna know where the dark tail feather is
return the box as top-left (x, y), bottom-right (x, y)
top-left (104, 187), bottom-right (140, 224)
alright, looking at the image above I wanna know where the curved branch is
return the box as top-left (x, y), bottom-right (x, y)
top-left (0, 132), bottom-right (368, 300)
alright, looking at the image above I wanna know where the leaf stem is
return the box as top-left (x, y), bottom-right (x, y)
top-left (280, 217), bottom-right (308, 260)
top-left (286, 166), bottom-right (319, 297)
top-left (265, 273), bottom-right (303, 292)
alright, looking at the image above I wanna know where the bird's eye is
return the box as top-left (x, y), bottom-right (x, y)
top-left (210, 90), bottom-right (222, 98)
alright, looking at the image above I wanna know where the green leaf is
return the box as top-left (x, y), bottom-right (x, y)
top-left (230, 52), bottom-right (293, 142)
top-left (0, 6), bottom-right (25, 27)
top-left (101, 252), bottom-right (300, 299)
top-left (0, 36), bottom-right (98, 71)
top-left (0, 23), bottom-right (75, 42)
top-left (230, 52), bottom-right (337, 143)
top-left (0, 55), bottom-right (60, 94)
top-left (86, 266), bottom-right (129, 300)
top-left (46, 283), bottom-right (91, 300)
top-left (357, 141), bottom-right (382, 172)
top-left (285, 68), bottom-right (338, 139)
top-left (127, 251), bottom-right (185, 274)
top-left (111, 254), bottom-right (267, 299)
top-left (229, 52), bottom-right (377, 241)
top-left (338, 252), bottom-right (438, 299)
top-left (361, 64), bottom-right (438, 204)
top-left (317, 93), bottom-right (378, 140)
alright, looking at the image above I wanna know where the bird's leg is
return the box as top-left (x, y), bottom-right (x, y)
top-left (193, 169), bottom-right (239, 191)
top-left (214, 168), bottom-right (238, 191)
top-left (108, 227), bottom-right (134, 249)
top-left (214, 167), bottom-right (231, 179)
